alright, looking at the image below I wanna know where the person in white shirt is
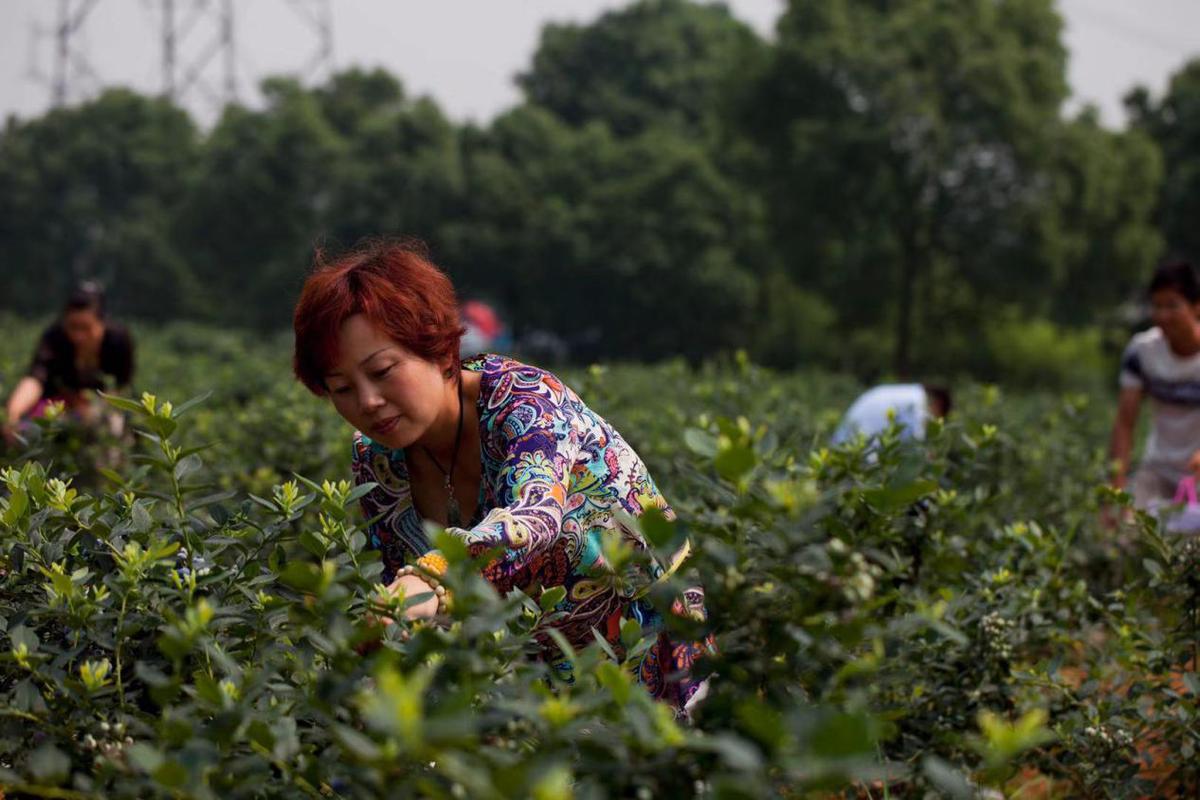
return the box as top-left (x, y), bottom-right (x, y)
top-left (1109, 260), bottom-right (1200, 510)
top-left (833, 383), bottom-right (952, 447)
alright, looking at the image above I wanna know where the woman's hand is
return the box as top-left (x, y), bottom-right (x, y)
top-left (373, 574), bottom-right (439, 624)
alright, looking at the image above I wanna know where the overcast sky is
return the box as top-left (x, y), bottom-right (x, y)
top-left (1, 0), bottom-right (1198, 129)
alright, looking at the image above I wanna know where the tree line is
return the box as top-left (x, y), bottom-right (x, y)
top-left (0, 0), bottom-right (1196, 380)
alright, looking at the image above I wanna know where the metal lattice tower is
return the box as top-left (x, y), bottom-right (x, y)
top-left (26, 0), bottom-right (336, 114)
top-left (146, 0), bottom-right (238, 108)
top-left (285, 0), bottom-right (335, 82)
top-left (26, 0), bottom-right (103, 107)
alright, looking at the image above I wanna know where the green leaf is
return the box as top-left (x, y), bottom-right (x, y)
top-left (248, 494), bottom-right (278, 512)
top-left (699, 733), bottom-right (762, 771)
top-left (132, 501), bottom-right (154, 533)
top-left (333, 724), bottom-right (382, 761)
top-left (28, 743), bottom-right (70, 783)
top-left (808, 711), bottom-right (878, 758)
top-left (171, 391), bottom-right (214, 418)
top-left (683, 428), bottom-right (719, 458)
top-left (620, 618), bottom-right (643, 654)
top-left (539, 585), bottom-right (567, 612)
top-left (922, 756), bottom-right (973, 800)
top-left (126, 743), bottom-right (165, 773)
top-left (188, 490), bottom-right (237, 510)
top-left (9, 625), bottom-right (38, 652)
top-left (714, 443), bottom-right (756, 482)
top-left (146, 415), bottom-right (179, 440)
top-left (246, 720), bottom-right (275, 751)
top-left (13, 679), bottom-right (47, 713)
top-left (279, 562), bottom-right (323, 592)
top-left (345, 481), bottom-right (378, 506)
top-left (2, 488), bottom-right (28, 527)
top-left (174, 454), bottom-right (203, 482)
top-left (135, 660), bottom-right (171, 688)
top-left (299, 530), bottom-right (327, 558)
top-left (1143, 558), bottom-right (1164, 580)
top-left (153, 760), bottom-right (189, 788)
top-left (544, 628), bottom-right (577, 666)
top-left (100, 392), bottom-right (149, 415)
top-left (928, 619), bottom-right (969, 646)
top-left (194, 673), bottom-right (223, 706)
top-left (595, 661), bottom-right (631, 705)
top-left (736, 700), bottom-right (787, 750)
top-left (863, 479), bottom-right (938, 511)
top-left (973, 708), bottom-right (1056, 768)
top-left (638, 507), bottom-right (676, 548)
top-left (590, 628), bottom-right (620, 662)
top-left (434, 530), bottom-right (470, 564)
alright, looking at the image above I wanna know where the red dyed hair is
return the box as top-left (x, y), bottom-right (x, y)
top-left (292, 239), bottom-right (464, 395)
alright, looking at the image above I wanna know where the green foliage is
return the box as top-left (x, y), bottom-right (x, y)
top-left (442, 108), bottom-right (767, 362)
top-left (0, 0), bottom-right (1174, 383)
top-left (738, 0), bottom-right (1159, 375)
top-left (517, 0), bottom-right (763, 138)
top-left (176, 78), bottom-right (346, 329)
top-left (0, 90), bottom-right (199, 318)
top-left (983, 312), bottom-right (1105, 389)
top-left (1038, 112), bottom-right (1164, 325)
top-left (1128, 57), bottom-right (1200, 264)
top-left (1, 326), bottom-right (1197, 797)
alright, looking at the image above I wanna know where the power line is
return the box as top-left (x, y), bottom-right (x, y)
top-left (1064, 1), bottom-right (1199, 58)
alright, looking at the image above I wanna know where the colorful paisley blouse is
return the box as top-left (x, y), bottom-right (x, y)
top-left (351, 354), bottom-right (711, 710)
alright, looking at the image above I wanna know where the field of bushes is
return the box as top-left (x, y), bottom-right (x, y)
top-left (0, 320), bottom-right (1196, 798)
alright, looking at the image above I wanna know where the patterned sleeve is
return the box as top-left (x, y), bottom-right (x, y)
top-left (447, 393), bottom-right (578, 592)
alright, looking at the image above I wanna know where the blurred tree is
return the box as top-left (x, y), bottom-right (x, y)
top-left (0, 89), bottom-right (198, 318)
top-left (0, 6), bottom-right (1167, 382)
top-left (503, 0), bottom-right (782, 361)
top-left (438, 106), bottom-right (593, 324)
top-left (740, 0), bottom-right (1079, 374)
top-left (518, 0), bottom-right (763, 138)
top-left (310, 68), bottom-right (467, 251)
top-left (312, 68), bottom-right (407, 138)
top-left (441, 106), bottom-right (766, 362)
top-left (1038, 111), bottom-right (1162, 326)
top-left (1128, 58), bottom-right (1200, 265)
top-left (178, 78), bottom-right (344, 328)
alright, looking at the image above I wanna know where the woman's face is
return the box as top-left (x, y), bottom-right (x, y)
top-left (64, 309), bottom-right (105, 353)
top-left (324, 314), bottom-right (449, 450)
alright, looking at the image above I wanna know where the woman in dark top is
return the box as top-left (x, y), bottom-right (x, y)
top-left (2, 283), bottom-right (135, 446)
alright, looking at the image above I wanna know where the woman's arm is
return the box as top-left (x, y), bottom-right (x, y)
top-left (1108, 386), bottom-right (1142, 490)
top-left (3, 376), bottom-right (44, 442)
top-left (446, 397), bottom-right (577, 593)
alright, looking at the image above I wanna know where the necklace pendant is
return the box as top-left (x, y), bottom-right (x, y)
top-left (446, 495), bottom-right (462, 528)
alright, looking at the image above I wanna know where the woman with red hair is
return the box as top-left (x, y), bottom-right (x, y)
top-left (293, 239), bottom-right (710, 713)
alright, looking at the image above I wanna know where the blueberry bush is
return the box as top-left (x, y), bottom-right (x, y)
top-left (0, 322), bottom-right (1196, 798)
